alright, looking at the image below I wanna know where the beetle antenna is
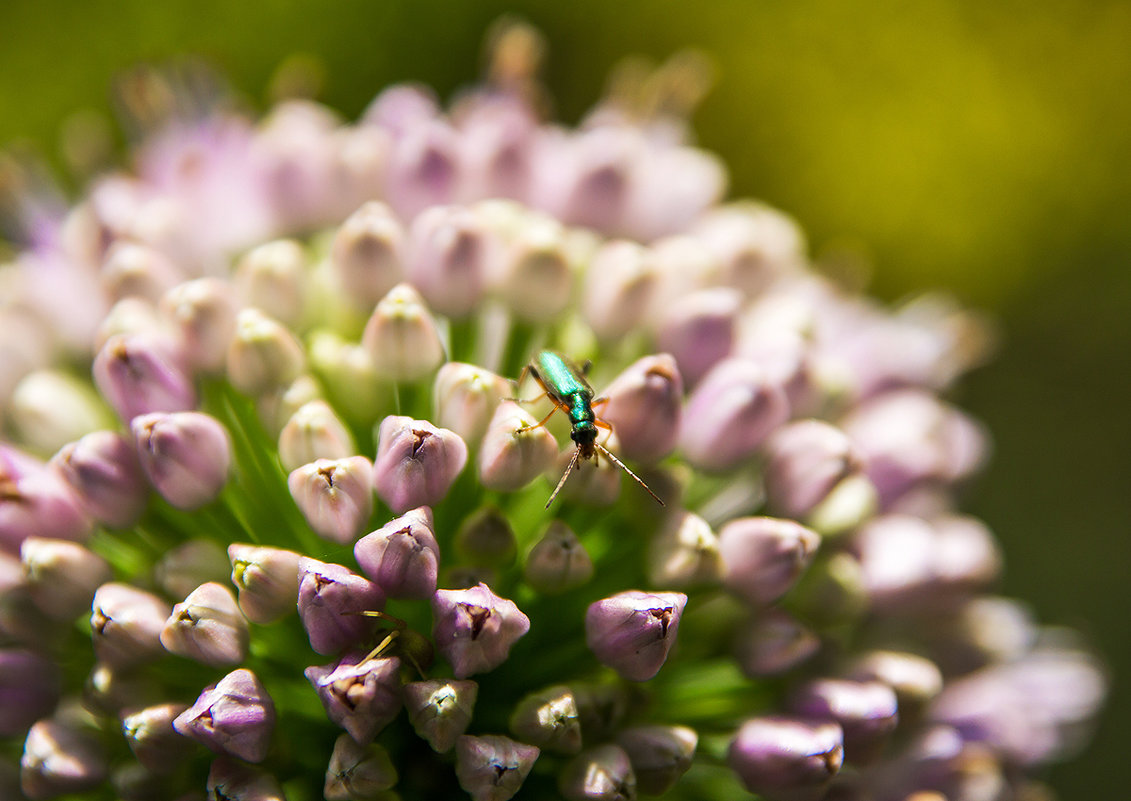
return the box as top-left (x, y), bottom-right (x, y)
top-left (545, 449), bottom-right (580, 508)
top-left (597, 443), bottom-right (665, 506)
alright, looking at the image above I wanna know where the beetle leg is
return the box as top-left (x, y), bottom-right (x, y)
top-left (517, 405), bottom-right (559, 433)
top-left (594, 417), bottom-right (615, 448)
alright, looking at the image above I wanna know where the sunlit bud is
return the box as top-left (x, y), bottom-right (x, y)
top-left (132, 411), bottom-right (231, 510)
top-left (718, 517), bottom-right (820, 606)
top-left (385, 120), bottom-right (461, 219)
top-left (93, 332), bottom-right (196, 423)
top-left (277, 399), bottom-right (355, 474)
top-left (306, 331), bottom-right (383, 424)
top-left (174, 668), bottom-right (275, 762)
top-left (509, 685), bottom-right (581, 754)
top-left (432, 583), bottom-right (530, 678)
top-left (647, 510), bottom-right (723, 589)
top-left (790, 679), bottom-right (899, 763)
top-left (155, 539), bottom-right (231, 600)
top-left (405, 205), bottom-right (491, 318)
top-left (598, 354), bottom-right (683, 464)
top-left (523, 521), bottom-right (593, 595)
top-left (616, 725), bottom-right (698, 796)
top-left (929, 514), bottom-right (1003, 597)
top-left (226, 308), bottom-right (306, 397)
top-left (355, 506), bottom-right (439, 600)
top-left (289, 457), bottom-right (374, 545)
top-left (160, 582), bottom-right (250, 667)
top-left (121, 703), bottom-right (193, 774)
top-left (692, 202), bottom-right (806, 297)
top-left (90, 583), bottom-right (171, 668)
top-left (404, 679), bottom-right (477, 753)
top-left (20, 718), bottom-right (108, 798)
top-left (433, 362), bottom-right (511, 448)
top-left (585, 590), bottom-right (687, 682)
top-left (657, 287), bottom-right (742, 388)
top-left (306, 653), bottom-right (402, 744)
top-left (679, 358), bottom-right (789, 472)
top-left (537, 126), bottom-right (635, 233)
top-left (845, 650), bottom-right (943, 722)
top-left (206, 757), bottom-right (286, 801)
top-left (0, 450), bottom-right (92, 553)
top-left (495, 214), bottom-right (574, 323)
top-left (559, 744), bottom-right (636, 801)
top-left (52, 430), bottom-right (148, 529)
top-left (362, 283), bottom-right (445, 383)
top-left (324, 734), bottom-right (398, 800)
top-left (734, 607), bottom-right (820, 678)
top-left (728, 716), bottom-right (843, 801)
top-left (21, 538), bottom-right (111, 621)
top-left (455, 734), bottom-right (539, 801)
top-left (297, 558), bottom-right (384, 655)
top-left (373, 416), bottom-right (468, 514)
top-left (583, 240), bottom-right (659, 342)
top-left (228, 544), bottom-right (302, 624)
top-left (100, 240), bottom-right (182, 302)
top-left (764, 420), bottom-right (858, 519)
top-left (235, 239), bottom-right (308, 328)
top-left (10, 370), bottom-right (110, 454)
top-left (159, 277), bottom-right (239, 374)
top-left (328, 201), bottom-right (404, 313)
top-left (93, 297), bottom-right (163, 352)
top-left (478, 402), bottom-right (559, 492)
top-left (0, 649), bottom-right (61, 735)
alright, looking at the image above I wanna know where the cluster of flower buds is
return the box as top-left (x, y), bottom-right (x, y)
top-left (0, 20), bottom-right (1104, 801)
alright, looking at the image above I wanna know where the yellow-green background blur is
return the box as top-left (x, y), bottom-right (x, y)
top-left (2, 1), bottom-right (1127, 798)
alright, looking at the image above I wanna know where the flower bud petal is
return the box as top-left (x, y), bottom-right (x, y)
top-left (0, 450), bottom-right (93, 552)
top-left (235, 238), bottom-right (308, 328)
top-left (132, 411), bottom-right (231, 509)
top-left (329, 201), bottom-right (405, 312)
top-left (583, 240), bottom-right (659, 342)
top-left (21, 538), bottom-right (111, 621)
top-left (509, 684), bottom-right (581, 754)
top-left (306, 331), bottom-right (385, 423)
top-left (206, 756), bottom-right (286, 801)
top-left (558, 744), bottom-right (636, 801)
top-left (121, 702), bottom-right (193, 774)
top-left (735, 607), bottom-right (821, 678)
top-left (100, 240), bottom-right (183, 302)
top-left (52, 430), bottom-right (148, 528)
top-left (692, 202), bottom-right (805, 297)
top-left (598, 353), bottom-right (683, 463)
top-left (174, 668), bottom-right (276, 762)
top-left (0, 649), bottom-right (61, 735)
top-left (159, 277), bottom-right (238, 374)
top-left (305, 653), bottom-right (403, 744)
top-left (404, 678), bottom-right (477, 753)
top-left (764, 420), bottom-right (860, 520)
top-left (155, 539), bottom-right (231, 600)
top-left (657, 287), bottom-right (742, 387)
top-left (362, 283), bottom-right (446, 382)
top-left (455, 734), bottom-right (539, 801)
top-left (373, 415), bottom-right (467, 514)
top-left (432, 362), bottom-right (511, 448)
top-left (523, 521), bottom-right (593, 595)
top-left (585, 590), bottom-right (687, 682)
top-left (324, 734), bottom-right (398, 800)
top-left (93, 297), bottom-right (163, 354)
top-left (431, 582), bottom-right (530, 678)
top-left (297, 558), bottom-right (385, 655)
top-left (405, 205), bottom-right (492, 318)
top-left (10, 370), bottom-right (111, 454)
top-left (845, 650), bottom-right (943, 721)
top-left (226, 307), bottom-right (307, 396)
top-left (161, 582), bottom-right (250, 667)
top-left (93, 332), bottom-right (196, 423)
top-left (91, 583), bottom-right (171, 668)
top-left (727, 716), bottom-right (843, 801)
top-left (385, 120), bottom-right (461, 219)
top-left (455, 507), bottom-right (517, 567)
top-left (354, 506), bottom-right (439, 600)
top-left (718, 517), bottom-right (821, 606)
top-left (789, 679), bottom-right (899, 763)
top-left (289, 457), bottom-right (374, 545)
top-left (228, 544), bottom-right (301, 624)
top-left (494, 213), bottom-right (574, 323)
top-left (647, 510), bottom-right (723, 589)
top-left (478, 401), bottom-right (559, 491)
top-left (616, 725), bottom-right (697, 796)
top-left (277, 399), bottom-right (356, 473)
top-left (21, 718), bottom-right (107, 798)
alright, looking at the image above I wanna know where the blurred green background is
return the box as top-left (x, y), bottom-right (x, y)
top-left (1, 0), bottom-right (1127, 797)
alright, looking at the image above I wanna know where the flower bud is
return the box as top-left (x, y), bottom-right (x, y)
top-left (235, 238), bottom-right (308, 328)
top-left (616, 725), bottom-right (697, 796)
top-left (155, 539), bottom-right (231, 601)
top-left (94, 297), bottom-right (164, 352)
top-left (598, 353), bottom-right (683, 463)
top-left (431, 583), bottom-right (530, 678)
top-left (789, 679), bottom-right (899, 763)
top-left (571, 682), bottom-right (631, 743)
top-left (297, 558), bottom-right (385, 655)
top-left (160, 582), bottom-right (250, 667)
top-left (174, 669), bottom-right (276, 762)
top-left (228, 544), bottom-right (301, 624)
top-left (477, 402), bottom-right (559, 492)
top-left (121, 703), bottom-right (193, 774)
top-left (20, 718), bottom-right (108, 798)
top-left (132, 411), bottom-right (231, 510)
top-left (324, 734), bottom-right (398, 800)
top-left (404, 678), bottom-right (477, 753)
top-left (692, 202), bottom-right (805, 297)
top-left (159, 277), bottom-right (238, 373)
top-left (0, 649), bottom-right (61, 735)
top-left (0, 450), bottom-right (93, 552)
top-left (93, 332), bottom-right (196, 423)
top-left (306, 331), bottom-right (384, 422)
top-left (385, 120), bottom-right (461, 219)
top-left (10, 370), bottom-right (110, 454)
top-left (364, 83), bottom-right (439, 133)
top-left (790, 552), bottom-right (868, 626)
top-left (52, 430), bottom-right (148, 528)
top-left (373, 415), bottom-right (467, 514)
top-left (306, 653), bottom-right (402, 744)
top-left (727, 716), bottom-right (843, 801)
top-left (206, 757), bottom-right (286, 801)
top-left (84, 662), bottom-right (163, 717)
top-left (100, 240), bottom-right (183, 302)
top-left (459, 100), bottom-right (537, 201)
top-left (494, 213), bottom-right (574, 323)
top-left (362, 283), bottom-right (445, 383)
top-left (509, 685), bottom-right (581, 754)
top-left (585, 590), bottom-right (687, 682)
top-left (523, 521), bottom-right (593, 594)
top-left (735, 607), bottom-right (821, 677)
top-left (764, 420), bottom-right (860, 520)
top-left (277, 399), bottom-right (356, 473)
top-left (657, 287), bottom-right (742, 387)
top-left (583, 241), bottom-right (659, 342)
top-left (405, 205), bottom-right (491, 318)
top-left (455, 734), bottom-right (539, 801)
top-left (647, 510), bottom-right (723, 589)
top-left (354, 506), bottom-right (439, 600)
top-left (329, 201), bottom-right (405, 312)
top-left (91, 583), bottom-right (171, 668)
top-left (226, 307), bottom-right (306, 397)
top-left (845, 651), bottom-right (943, 721)
top-left (21, 538), bottom-right (111, 621)
top-left (559, 744), bottom-right (636, 801)
top-left (433, 362), bottom-right (511, 448)
top-left (718, 517), bottom-right (820, 606)
top-left (289, 457), bottom-right (374, 545)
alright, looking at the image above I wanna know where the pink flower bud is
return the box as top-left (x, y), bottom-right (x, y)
top-left (509, 685), bottom-right (581, 754)
top-left (329, 201), bottom-right (405, 312)
top-left (161, 582), bottom-right (250, 667)
top-left (494, 213), bottom-right (574, 323)
top-left (523, 521), bottom-right (593, 595)
top-left (277, 399), bottom-right (356, 473)
top-left (657, 287), bottom-right (742, 387)
top-left (477, 402), bottom-right (559, 492)
top-left (91, 582), bottom-right (171, 668)
top-left (373, 415), bottom-right (467, 514)
top-left (93, 332), bottom-right (196, 423)
top-left (226, 308), bottom-right (306, 397)
top-left (228, 544), bottom-right (301, 624)
top-left (432, 362), bottom-right (511, 449)
top-left (121, 702), bottom-right (193, 774)
top-left (52, 430), bottom-right (148, 529)
top-left (598, 353), bottom-right (684, 463)
top-left (615, 724), bottom-right (698, 796)
top-left (20, 718), bottom-right (108, 798)
top-left (1, 449), bottom-right (94, 553)
top-left (735, 607), bottom-right (820, 677)
top-left (305, 653), bottom-right (402, 743)
top-left (234, 239), bottom-right (308, 329)
top-left (354, 506), bottom-right (439, 600)
top-left (692, 203), bottom-right (806, 297)
top-left (288, 457), bottom-right (374, 545)
top-left (174, 668), bottom-right (276, 762)
top-left (132, 411), bottom-right (231, 510)
top-left (727, 716), bottom-right (843, 801)
top-left (297, 558), bottom-right (384, 655)
top-left (646, 510), bottom-right (723, 589)
top-left (405, 205), bottom-right (491, 318)
top-left (431, 583), bottom-right (530, 678)
top-left (20, 538), bottom-right (111, 621)
top-left (455, 734), bottom-right (539, 801)
top-left (362, 283), bottom-right (446, 383)
top-left (718, 517), bottom-right (821, 606)
top-left (789, 679), bottom-right (899, 763)
top-left (404, 679), bottom-right (477, 753)
top-left (154, 539), bottom-right (231, 600)
top-left (385, 120), bottom-right (461, 219)
top-left (9, 370), bottom-right (110, 455)
top-left (585, 590), bottom-right (687, 682)
top-left (324, 734), bottom-right (397, 800)
top-left (206, 757), bottom-right (286, 801)
top-left (159, 277), bottom-right (238, 374)
top-left (582, 240), bottom-right (659, 342)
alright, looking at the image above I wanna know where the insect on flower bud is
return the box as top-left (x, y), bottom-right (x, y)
top-left (51, 430), bottom-right (148, 529)
top-left (288, 456), bottom-right (374, 545)
top-left (478, 402), bottom-right (559, 492)
top-left (305, 653), bottom-right (403, 744)
top-left (93, 332), bottom-right (196, 423)
top-left (228, 543), bottom-right (302, 624)
top-left (160, 582), bottom-right (250, 667)
top-left (585, 590), bottom-right (687, 682)
top-left (455, 734), bottom-right (539, 801)
top-left (226, 307), bottom-right (307, 397)
top-left (324, 734), bottom-right (398, 800)
top-left (329, 201), bottom-right (405, 313)
top-left (431, 582), bottom-right (530, 678)
top-left (362, 283), bottom-right (446, 383)
top-left (404, 679), bottom-right (478, 753)
top-left (234, 238), bottom-right (308, 328)
top-left (297, 558), bottom-right (385, 655)
top-left (373, 415), bottom-right (468, 514)
top-left (174, 668), bottom-right (276, 763)
top-left (132, 411), bottom-right (232, 510)
top-left (433, 361), bottom-right (512, 449)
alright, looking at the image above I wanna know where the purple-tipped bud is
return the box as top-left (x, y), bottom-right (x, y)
top-left (362, 283), bottom-right (446, 382)
top-left (846, 651), bottom-right (943, 720)
top-left (728, 716), bottom-right (844, 801)
top-left (657, 288), bottom-right (742, 388)
top-left (455, 734), bottom-right (539, 801)
top-left (764, 420), bottom-right (861, 521)
top-left (692, 202), bottom-right (805, 296)
top-left (21, 718), bottom-right (108, 799)
top-left (404, 678), bottom-right (477, 753)
top-left (10, 370), bottom-right (110, 454)
top-left (21, 538), bottom-right (111, 621)
top-left (373, 415), bottom-right (468, 514)
top-left (355, 506), bottom-right (439, 600)
top-left (494, 213), bottom-right (575, 323)
top-left (509, 685), bottom-right (581, 754)
top-left (431, 582), bottom-right (530, 678)
top-left (433, 362), bottom-right (511, 448)
top-left (206, 757), bottom-right (286, 801)
top-left (100, 240), bottom-right (183, 302)
top-left (132, 411), bottom-right (231, 510)
top-left (174, 669), bottom-right (275, 762)
top-left (160, 277), bottom-right (238, 374)
top-left (121, 703), bottom-right (193, 773)
top-left (616, 725), bottom-right (698, 796)
top-left (324, 734), bottom-right (398, 800)
top-left (90, 582), bottom-right (172, 668)
top-left (160, 582), bottom-right (250, 667)
top-left (306, 653), bottom-right (403, 743)
top-left (585, 590), bottom-right (687, 682)
top-left (277, 399), bottom-right (356, 473)
top-left (735, 607), bottom-right (821, 677)
top-left (155, 539), bottom-right (231, 600)
top-left (478, 402), bottom-right (559, 491)
top-left (330, 201), bottom-right (405, 312)
top-left (0, 649), bottom-right (61, 735)
top-left (680, 358), bottom-right (790, 472)
top-left (718, 517), bottom-right (821, 606)
top-left (289, 457), bottom-right (374, 545)
top-left (93, 332), bottom-right (196, 423)
top-left (559, 744), bottom-right (637, 801)
top-left (598, 354), bottom-right (684, 463)
top-left (226, 308), bottom-right (307, 397)
top-left (405, 205), bottom-right (491, 318)
top-left (583, 241), bottom-right (659, 342)
top-left (0, 450), bottom-right (92, 552)
top-left (297, 558), bottom-right (384, 655)
top-left (385, 120), bottom-right (461, 219)
top-left (789, 679), bottom-right (899, 763)
top-left (228, 544), bottom-right (302, 624)
top-left (523, 521), bottom-right (593, 595)
top-left (647, 510), bottom-right (723, 588)
top-left (52, 430), bottom-right (148, 528)
top-left (235, 239), bottom-right (308, 328)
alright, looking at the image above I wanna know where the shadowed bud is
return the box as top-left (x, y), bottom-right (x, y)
top-left (432, 583), bottom-right (530, 678)
top-left (846, 650), bottom-right (943, 722)
top-left (206, 757), bottom-right (286, 801)
top-left (159, 277), bottom-right (238, 373)
top-left (93, 332), bottom-right (196, 423)
top-left (657, 287), bottom-right (741, 387)
top-left (494, 213), bottom-right (575, 323)
top-left (91, 583), bottom-right (172, 668)
top-left (583, 241), bottom-right (659, 342)
top-left (571, 682), bottom-right (631, 743)
top-left (585, 590), bottom-right (687, 682)
top-left (680, 358), bottom-right (790, 472)
top-left (362, 283), bottom-right (446, 382)
top-left (789, 679), bottom-right (899, 764)
top-left (478, 402), bottom-right (559, 491)
top-left (718, 517), bottom-right (820, 606)
top-left (84, 663), bottom-right (163, 718)
top-left (305, 653), bottom-right (402, 744)
top-left (278, 399), bottom-right (356, 473)
top-left (647, 510), bottom-right (723, 589)
top-left (405, 205), bottom-right (491, 318)
top-left (235, 239), bottom-right (308, 328)
top-left (1, 449), bottom-right (92, 552)
top-left (524, 521), bottom-right (593, 595)
top-left (509, 684), bottom-right (581, 754)
top-left (174, 668), bottom-right (276, 762)
top-left (790, 552), bottom-right (868, 626)
top-left (289, 457), bottom-right (374, 545)
top-left (559, 744), bottom-right (636, 801)
top-left (100, 240), bottom-right (183, 302)
top-left (155, 539), bottom-right (231, 600)
top-left (355, 506), bottom-right (439, 600)
top-left (10, 370), bottom-right (110, 454)
top-left (454, 509), bottom-right (515, 569)
top-left (132, 411), bottom-right (231, 509)
top-left (52, 430), bottom-right (148, 528)
top-left (161, 582), bottom-right (250, 667)
top-left (228, 544), bottom-right (301, 624)
top-left (455, 734), bottom-right (539, 801)
top-left (297, 558), bottom-right (385, 655)
top-left (735, 607), bottom-right (821, 677)
top-left (306, 331), bottom-right (384, 423)
top-left (325, 734), bottom-right (398, 800)
top-left (728, 716), bottom-right (843, 801)
top-left (21, 538), bottom-right (111, 620)
top-left (599, 353), bottom-right (684, 463)
top-left (433, 362), bottom-right (511, 448)
top-left (404, 678), bottom-right (477, 753)
top-left (21, 718), bottom-right (107, 799)
top-left (0, 649), bottom-right (61, 735)
top-left (330, 201), bottom-right (405, 312)
top-left (121, 703), bottom-right (193, 774)
top-left (373, 416), bottom-right (467, 514)
top-left (616, 725), bottom-right (697, 796)
top-left (226, 308), bottom-right (306, 396)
